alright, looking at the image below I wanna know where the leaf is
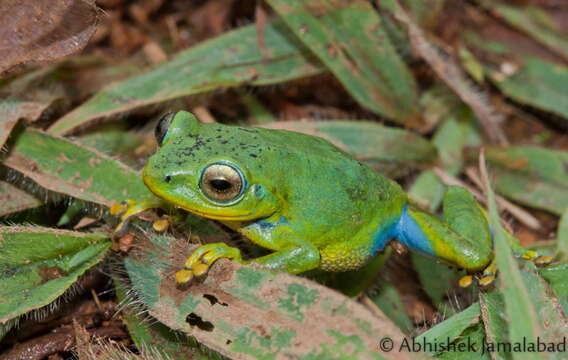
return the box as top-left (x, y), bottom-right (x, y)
top-left (415, 303), bottom-right (480, 355)
top-left (369, 283), bottom-right (414, 333)
top-left (479, 291), bottom-right (512, 360)
top-left (409, 89), bottom-right (481, 211)
top-left (482, 146), bottom-right (568, 215)
top-left (490, 58), bottom-right (568, 121)
top-left (0, 181), bottom-right (42, 217)
top-left (265, 0), bottom-right (421, 126)
top-left (2, 129), bottom-right (153, 206)
top-left (0, 226), bottom-right (110, 323)
top-left (114, 279), bottom-right (213, 360)
top-left (411, 254), bottom-right (462, 313)
top-left (47, 20), bottom-right (324, 135)
top-left (125, 235), bottom-right (411, 360)
top-left (436, 323), bottom-right (489, 360)
top-left (0, 0), bottom-right (98, 75)
top-left (557, 210), bottom-right (568, 259)
top-left (262, 120), bottom-right (436, 169)
top-left (477, 2), bottom-right (568, 62)
top-left (539, 262), bottom-right (568, 313)
top-left (0, 66), bottom-right (65, 148)
top-left (480, 155), bottom-right (547, 360)
top-left (402, 0), bottom-right (447, 29)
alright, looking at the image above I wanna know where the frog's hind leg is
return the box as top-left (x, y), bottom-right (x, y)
top-left (442, 186), bottom-right (496, 286)
top-left (398, 186), bottom-right (494, 286)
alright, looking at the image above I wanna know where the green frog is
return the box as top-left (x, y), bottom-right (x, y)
top-left (115, 111), bottom-right (549, 287)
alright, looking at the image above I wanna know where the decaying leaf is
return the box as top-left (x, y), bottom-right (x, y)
top-left (0, 0), bottom-right (98, 75)
top-left (125, 235), bottom-right (411, 360)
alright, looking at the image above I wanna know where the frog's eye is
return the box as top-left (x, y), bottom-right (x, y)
top-left (200, 163), bottom-right (245, 204)
top-left (155, 112), bottom-right (175, 146)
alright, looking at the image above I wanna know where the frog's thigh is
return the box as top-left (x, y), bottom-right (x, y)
top-left (319, 242), bottom-right (373, 272)
top-left (442, 186), bottom-right (492, 252)
top-left (404, 201), bottom-right (492, 271)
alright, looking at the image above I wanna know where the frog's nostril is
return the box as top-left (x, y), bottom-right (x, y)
top-left (164, 175), bottom-right (172, 183)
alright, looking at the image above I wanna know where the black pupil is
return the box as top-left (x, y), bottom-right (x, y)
top-left (210, 179), bottom-right (232, 192)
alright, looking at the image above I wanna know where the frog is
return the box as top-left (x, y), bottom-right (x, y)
top-left (114, 110), bottom-right (551, 287)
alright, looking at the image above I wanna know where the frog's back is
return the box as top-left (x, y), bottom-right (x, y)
top-left (250, 126), bottom-right (407, 258)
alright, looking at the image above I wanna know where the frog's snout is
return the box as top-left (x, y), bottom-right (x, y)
top-left (141, 165), bottom-right (163, 193)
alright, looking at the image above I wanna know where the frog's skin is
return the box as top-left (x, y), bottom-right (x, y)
top-left (129, 111), bottom-right (545, 285)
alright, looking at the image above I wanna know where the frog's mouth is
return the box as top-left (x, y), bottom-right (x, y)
top-left (145, 180), bottom-right (257, 221)
top-left (180, 205), bottom-right (256, 221)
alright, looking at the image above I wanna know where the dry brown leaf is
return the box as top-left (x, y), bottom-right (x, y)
top-left (0, 0), bottom-right (99, 75)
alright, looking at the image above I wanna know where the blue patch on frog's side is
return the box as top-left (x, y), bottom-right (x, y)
top-left (370, 221), bottom-right (398, 255)
top-left (395, 206), bottom-right (435, 256)
top-left (370, 206), bottom-right (435, 257)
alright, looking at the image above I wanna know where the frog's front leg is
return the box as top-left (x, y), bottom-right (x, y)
top-left (110, 197), bottom-right (171, 233)
top-left (175, 236), bottom-right (320, 284)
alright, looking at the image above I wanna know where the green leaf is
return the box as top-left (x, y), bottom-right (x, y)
top-left (479, 291), bottom-right (511, 360)
top-left (539, 262), bottom-right (568, 313)
top-left (47, 20), bottom-right (324, 135)
top-left (0, 226), bottom-right (110, 323)
top-left (409, 89), bottom-right (481, 211)
top-left (115, 280), bottom-right (214, 360)
top-left (415, 303), bottom-right (480, 355)
top-left (2, 129), bottom-right (153, 206)
top-left (411, 254), bottom-right (462, 313)
top-left (369, 283), bottom-right (414, 333)
top-left (490, 58), bottom-right (568, 121)
top-left (481, 157), bottom-right (547, 360)
top-left (262, 120), bottom-right (436, 172)
top-left (482, 146), bottom-right (568, 215)
top-left (266, 0), bottom-right (421, 126)
top-left (477, 3), bottom-right (568, 62)
top-left (436, 323), bottom-right (489, 360)
top-left (125, 234), bottom-right (410, 360)
top-left (557, 210), bottom-right (568, 259)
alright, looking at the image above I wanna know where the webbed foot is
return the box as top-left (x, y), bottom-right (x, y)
top-left (458, 251), bottom-right (553, 288)
top-left (175, 243), bottom-right (244, 284)
top-left (459, 259), bottom-right (497, 288)
top-left (519, 249), bottom-right (553, 267)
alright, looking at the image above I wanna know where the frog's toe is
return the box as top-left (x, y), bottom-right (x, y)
top-left (192, 263), bottom-right (210, 277)
top-left (534, 255), bottom-right (553, 266)
top-left (175, 269), bottom-right (194, 284)
top-left (521, 249), bottom-right (538, 260)
top-left (177, 243), bottom-right (243, 284)
top-left (459, 275), bottom-right (474, 288)
top-left (478, 274), bottom-right (496, 287)
top-left (111, 198), bottom-right (168, 233)
top-left (152, 218), bottom-right (170, 232)
top-left (519, 248), bottom-right (552, 267)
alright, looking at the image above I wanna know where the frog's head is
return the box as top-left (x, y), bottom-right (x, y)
top-left (142, 111), bottom-right (281, 221)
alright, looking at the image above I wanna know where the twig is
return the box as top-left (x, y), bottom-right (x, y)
top-left (191, 106), bottom-right (217, 123)
top-left (383, 0), bottom-right (508, 145)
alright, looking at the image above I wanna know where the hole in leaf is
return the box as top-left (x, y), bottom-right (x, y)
top-left (186, 313), bottom-right (214, 332)
top-left (203, 293), bottom-right (228, 306)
